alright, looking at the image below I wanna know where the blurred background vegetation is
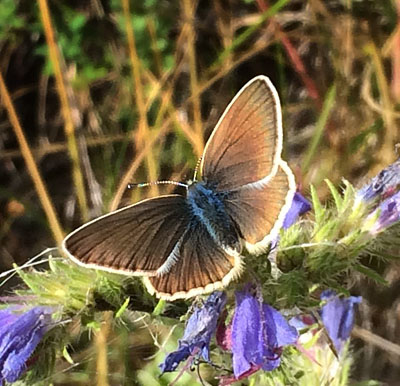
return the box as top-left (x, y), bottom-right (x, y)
top-left (1, 0), bottom-right (400, 384)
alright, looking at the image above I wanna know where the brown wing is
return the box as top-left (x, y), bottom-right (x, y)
top-left (144, 220), bottom-right (243, 300)
top-left (200, 76), bottom-right (283, 191)
top-left (224, 161), bottom-right (296, 254)
top-left (62, 195), bottom-right (190, 276)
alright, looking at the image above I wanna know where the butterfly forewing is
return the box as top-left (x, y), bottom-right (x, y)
top-left (144, 220), bottom-right (243, 300)
top-left (62, 195), bottom-right (190, 275)
top-left (200, 76), bottom-right (282, 191)
top-left (224, 161), bottom-right (296, 254)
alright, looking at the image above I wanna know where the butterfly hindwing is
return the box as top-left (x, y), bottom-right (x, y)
top-left (200, 76), bottom-right (283, 191)
top-left (224, 161), bottom-right (296, 254)
top-left (144, 220), bottom-right (243, 300)
top-left (62, 195), bottom-right (190, 276)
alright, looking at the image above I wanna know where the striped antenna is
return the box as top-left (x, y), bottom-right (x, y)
top-left (127, 180), bottom-right (188, 190)
top-left (193, 156), bottom-right (203, 181)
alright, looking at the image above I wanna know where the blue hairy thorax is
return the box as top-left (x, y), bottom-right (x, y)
top-left (187, 181), bottom-right (240, 252)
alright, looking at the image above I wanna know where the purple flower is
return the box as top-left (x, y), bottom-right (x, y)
top-left (283, 192), bottom-right (311, 229)
top-left (356, 158), bottom-right (400, 202)
top-left (320, 290), bottom-right (361, 354)
top-left (160, 291), bottom-right (226, 373)
top-left (0, 307), bottom-right (54, 384)
top-left (230, 289), bottom-right (298, 379)
top-left (368, 191), bottom-right (400, 234)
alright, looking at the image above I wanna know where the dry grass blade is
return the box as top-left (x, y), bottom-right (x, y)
top-left (37, 0), bottom-right (89, 222)
top-left (182, 0), bottom-right (204, 152)
top-left (0, 72), bottom-right (65, 245)
top-left (365, 42), bottom-right (397, 167)
top-left (353, 326), bottom-right (400, 358)
top-left (122, 0), bottom-right (159, 198)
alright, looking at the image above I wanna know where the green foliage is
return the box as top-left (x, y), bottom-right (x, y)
top-left (0, 0), bottom-right (24, 41)
top-left (261, 178), bottom-right (389, 310)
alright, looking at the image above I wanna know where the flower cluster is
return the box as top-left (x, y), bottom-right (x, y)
top-left (357, 158), bottom-right (400, 234)
top-left (356, 158), bottom-right (400, 203)
top-left (160, 287), bottom-right (362, 384)
top-left (160, 291), bottom-right (227, 373)
top-left (161, 288), bottom-right (298, 384)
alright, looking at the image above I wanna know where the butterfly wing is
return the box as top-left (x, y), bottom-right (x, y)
top-left (200, 76), bottom-right (283, 191)
top-left (224, 161), bottom-right (296, 254)
top-left (62, 195), bottom-right (190, 276)
top-left (143, 220), bottom-right (243, 300)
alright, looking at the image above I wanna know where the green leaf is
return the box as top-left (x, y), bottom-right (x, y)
top-left (86, 321), bottom-right (101, 331)
top-left (152, 299), bottom-right (166, 316)
top-left (62, 346), bottom-right (74, 365)
top-left (115, 297), bottom-right (130, 318)
top-left (302, 85), bottom-right (336, 172)
top-left (325, 179), bottom-right (343, 210)
top-left (354, 264), bottom-right (388, 286)
top-left (342, 179), bottom-right (356, 208)
top-left (310, 184), bottom-right (323, 224)
top-left (69, 13), bottom-right (86, 31)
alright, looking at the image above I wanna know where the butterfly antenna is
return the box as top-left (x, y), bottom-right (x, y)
top-left (127, 180), bottom-right (188, 190)
top-left (193, 156), bottom-right (203, 181)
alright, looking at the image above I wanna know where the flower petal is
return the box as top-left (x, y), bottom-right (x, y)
top-left (283, 192), bottom-right (311, 229)
top-left (159, 345), bottom-right (192, 373)
top-left (320, 290), bottom-right (361, 354)
top-left (356, 159), bottom-right (400, 202)
top-left (265, 305), bottom-right (299, 347)
top-left (231, 291), bottom-right (262, 378)
top-left (0, 307), bottom-right (53, 383)
top-left (260, 305), bottom-right (298, 371)
top-left (369, 191), bottom-right (400, 234)
top-left (231, 289), bottom-right (299, 377)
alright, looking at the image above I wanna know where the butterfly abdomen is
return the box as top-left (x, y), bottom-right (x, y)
top-left (187, 182), bottom-right (241, 252)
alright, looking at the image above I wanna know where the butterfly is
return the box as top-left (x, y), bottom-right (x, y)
top-left (62, 75), bottom-right (296, 301)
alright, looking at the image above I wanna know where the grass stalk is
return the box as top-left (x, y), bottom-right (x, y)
top-left (365, 42), bottom-right (397, 166)
top-left (37, 0), bottom-right (89, 222)
top-left (209, 0), bottom-right (287, 72)
top-left (146, 18), bottom-right (163, 78)
top-left (182, 0), bottom-right (204, 152)
top-left (122, 0), bottom-right (159, 197)
top-left (302, 85), bottom-right (337, 173)
top-left (392, 0), bottom-right (400, 101)
top-left (0, 71), bottom-right (64, 245)
top-left (95, 312), bottom-right (112, 386)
